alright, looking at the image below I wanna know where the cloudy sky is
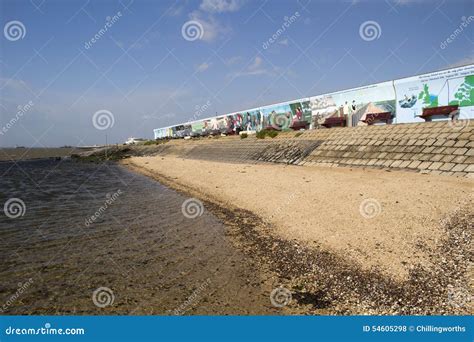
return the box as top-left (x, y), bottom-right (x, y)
top-left (0, 0), bottom-right (473, 146)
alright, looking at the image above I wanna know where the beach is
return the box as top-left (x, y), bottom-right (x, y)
top-left (121, 155), bottom-right (473, 314)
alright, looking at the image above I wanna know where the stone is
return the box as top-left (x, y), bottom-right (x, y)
top-left (453, 148), bottom-right (468, 155)
top-left (417, 161), bottom-right (432, 170)
top-left (408, 160), bottom-right (422, 169)
top-left (428, 162), bottom-right (443, 170)
top-left (451, 164), bottom-right (468, 172)
top-left (439, 163), bottom-right (455, 171)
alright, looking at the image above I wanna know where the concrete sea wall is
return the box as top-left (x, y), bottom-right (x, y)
top-left (140, 121), bottom-right (474, 178)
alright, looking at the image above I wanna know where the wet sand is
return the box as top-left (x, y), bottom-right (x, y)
top-left (122, 156), bottom-right (473, 314)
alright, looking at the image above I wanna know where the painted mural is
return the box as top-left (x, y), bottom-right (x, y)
top-left (394, 64), bottom-right (474, 123)
top-left (233, 110), bottom-right (262, 132)
top-left (310, 81), bottom-right (396, 126)
top-left (261, 99), bottom-right (311, 130)
top-left (154, 64), bottom-right (474, 139)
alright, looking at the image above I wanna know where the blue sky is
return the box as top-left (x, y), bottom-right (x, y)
top-left (0, 0), bottom-right (473, 146)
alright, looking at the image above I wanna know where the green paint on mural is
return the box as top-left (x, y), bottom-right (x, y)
top-left (449, 75), bottom-right (474, 107)
top-left (418, 84), bottom-right (438, 108)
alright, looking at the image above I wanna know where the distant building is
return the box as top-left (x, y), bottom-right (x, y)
top-left (125, 137), bottom-right (147, 145)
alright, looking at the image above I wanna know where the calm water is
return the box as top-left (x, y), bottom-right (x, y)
top-left (0, 159), bottom-right (275, 314)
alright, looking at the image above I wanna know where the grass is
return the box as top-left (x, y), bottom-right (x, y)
top-left (294, 132), bottom-right (303, 138)
top-left (240, 133), bottom-right (248, 139)
top-left (256, 129), bottom-right (278, 139)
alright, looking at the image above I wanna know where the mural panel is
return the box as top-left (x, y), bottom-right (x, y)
top-left (261, 100), bottom-right (310, 130)
top-left (310, 81), bottom-right (396, 126)
top-left (153, 65), bottom-right (474, 137)
top-left (394, 65), bottom-right (474, 123)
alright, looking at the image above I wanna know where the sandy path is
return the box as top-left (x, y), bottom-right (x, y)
top-left (123, 156), bottom-right (473, 280)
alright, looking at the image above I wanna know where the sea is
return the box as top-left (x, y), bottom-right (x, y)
top-left (0, 158), bottom-right (274, 315)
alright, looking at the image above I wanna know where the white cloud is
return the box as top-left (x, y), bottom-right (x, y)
top-left (200, 0), bottom-right (244, 13)
top-left (225, 56), bottom-right (242, 65)
top-left (0, 77), bottom-right (28, 91)
top-left (227, 56), bottom-right (275, 78)
top-left (197, 62), bottom-right (211, 72)
top-left (189, 11), bottom-right (230, 42)
top-left (248, 56), bottom-right (262, 70)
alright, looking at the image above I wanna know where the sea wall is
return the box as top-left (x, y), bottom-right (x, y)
top-left (154, 64), bottom-right (474, 139)
top-left (144, 121), bottom-right (473, 178)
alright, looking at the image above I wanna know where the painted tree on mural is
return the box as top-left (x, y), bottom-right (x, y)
top-left (449, 75), bottom-right (474, 107)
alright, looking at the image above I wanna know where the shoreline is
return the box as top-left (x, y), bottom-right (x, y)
top-left (121, 157), bottom-right (473, 315)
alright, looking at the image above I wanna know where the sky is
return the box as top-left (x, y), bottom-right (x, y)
top-left (0, 0), bottom-right (473, 147)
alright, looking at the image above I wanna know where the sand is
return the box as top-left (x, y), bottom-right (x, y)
top-left (123, 156), bottom-right (473, 281)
